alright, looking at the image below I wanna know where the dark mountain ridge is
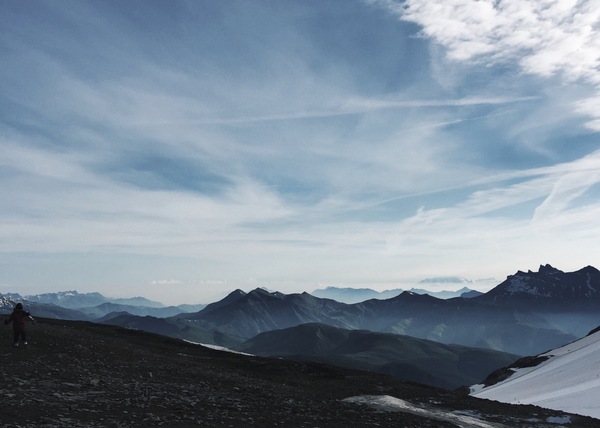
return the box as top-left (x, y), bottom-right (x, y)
top-left (0, 291), bottom-right (206, 320)
top-left (4, 290), bottom-right (164, 309)
top-left (475, 264), bottom-right (600, 306)
top-left (473, 264), bottom-right (600, 337)
top-left (237, 323), bottom-right (520, 390)
top-left (184, 288), bottom-right (359, 340)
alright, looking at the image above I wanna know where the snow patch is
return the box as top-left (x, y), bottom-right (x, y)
top-left (183, 340), bottom-right (252, 356)
top-left (505, 276), bottom-right (548, 296)
top-left (342, 395), bottom-right (497, 427)
top-left (547, 416), bottom-right (571, 424)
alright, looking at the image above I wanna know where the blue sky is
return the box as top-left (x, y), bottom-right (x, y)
top-left (2, 0), bottom-right (600, 304)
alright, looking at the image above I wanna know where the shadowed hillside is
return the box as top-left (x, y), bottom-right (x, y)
top-left (0, 318), bottom-right (597, 427)
top-left (237, 323), bottom-right (520, 390)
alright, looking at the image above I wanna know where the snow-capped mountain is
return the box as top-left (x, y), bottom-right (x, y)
top-left (0, 291), bottom-right (204, 320)
top-left (19, 290), bottom-right (165, 309)
top-left (0, 296), bottom-right (17, 311)
top-left (471, 326), bottom-right (600, 419)
top-left (0, 295), bottom-right (88, 320)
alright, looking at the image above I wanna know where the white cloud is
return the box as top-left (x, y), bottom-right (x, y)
top-left (151, 279), bottom-right (182, 285)
top-left (532, 150), bottom-right (600, 220)
top-left (372, 0), bottom-right (600, 129)
top-left (375, 147), bottom-right (600, 281)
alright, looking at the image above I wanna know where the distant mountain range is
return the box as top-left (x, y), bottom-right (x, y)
top-left (3, 290), bottom-right (163, 309)
top-left (311, 285), bottom-right (482, 303)
top-left (0, 291), bottom-right (205, 320)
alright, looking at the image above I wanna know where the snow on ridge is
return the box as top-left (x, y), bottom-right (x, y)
top-left (585, 273), bottom-right (597, 295)
top-left (182, 339), bottom-right (252, 356)
top-left (505, 276), bottom-right (545, 296)
top-left (471, 329), bottom-right (600, 419)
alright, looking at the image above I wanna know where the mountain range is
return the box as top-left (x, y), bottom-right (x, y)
top-left (4, 290), bottom-right (164, 308)
top-left (178, 283), bottom-right (576, 356)
top-left (3, 264), bottom-right (600, 399)
top-left (311, 285), bottom-right (482, 303)
top-left (0, 290), bottom-right (205, 319)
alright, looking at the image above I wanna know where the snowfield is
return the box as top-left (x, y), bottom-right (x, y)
top-left (471, 329), bottom-right (600, 419)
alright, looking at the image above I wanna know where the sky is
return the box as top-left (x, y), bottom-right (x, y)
top-left (2, 0), bottom-right (600, 305)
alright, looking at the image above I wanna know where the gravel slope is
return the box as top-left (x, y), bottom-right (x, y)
top-left (0, 318), bottom-right (596, 427)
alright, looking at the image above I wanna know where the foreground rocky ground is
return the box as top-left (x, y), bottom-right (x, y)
top-left (0, 318), bottom-right (597, 427)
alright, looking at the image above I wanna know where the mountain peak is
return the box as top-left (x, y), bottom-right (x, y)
top-left (537, 264), bottom-right (562, 275)
top-left (249, 287), bottom-right (270, 294)
top-left (579, 265), bottom-right (600, 275)
top-left (198, 289), bottom-right (248, 315)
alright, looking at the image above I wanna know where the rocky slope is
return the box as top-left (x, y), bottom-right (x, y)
top-left (0, 318), bottom-right (597, 427)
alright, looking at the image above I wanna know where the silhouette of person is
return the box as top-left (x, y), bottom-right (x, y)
top-left (4, 303), bottom-right (36, 347)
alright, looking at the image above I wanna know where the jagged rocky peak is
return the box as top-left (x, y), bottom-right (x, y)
top-left (536, 264), bottom-right (562, 275)
top-left (483, 264), bottom-right (600, 301)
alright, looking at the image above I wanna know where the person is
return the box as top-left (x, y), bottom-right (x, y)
top-left (4, 303), bottom-right (36, 347)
